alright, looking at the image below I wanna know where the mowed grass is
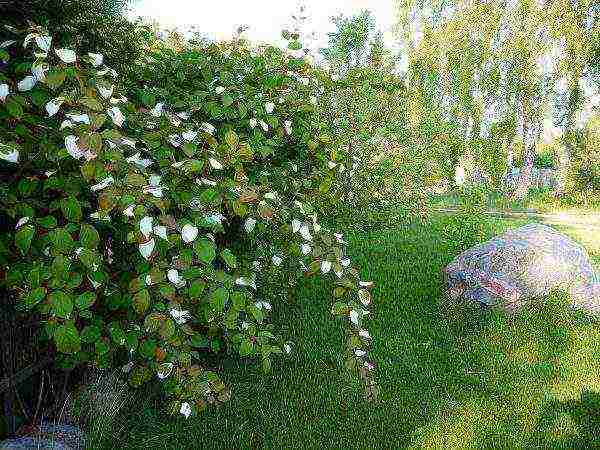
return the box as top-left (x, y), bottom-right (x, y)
top-left (96, 213), bottom-right (600, 450)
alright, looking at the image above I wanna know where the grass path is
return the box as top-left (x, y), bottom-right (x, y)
top-left (99, 214), bottom-right (600, 449)
top-left (433, 207), bottom-right (600, 226)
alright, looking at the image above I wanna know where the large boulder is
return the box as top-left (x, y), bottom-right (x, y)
top-left (0, 423), bottom-right (85, 450)
top-left (443, 223), bottom-right (600, 314)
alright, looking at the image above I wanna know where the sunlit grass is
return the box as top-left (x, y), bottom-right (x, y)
top-left (96, 213), bottom-right (600, 449)
top-left (429, 190), bottom-right (600, 215)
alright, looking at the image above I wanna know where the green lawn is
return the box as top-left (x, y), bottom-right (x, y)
top-left (94, 213), bottom-right (600, 449)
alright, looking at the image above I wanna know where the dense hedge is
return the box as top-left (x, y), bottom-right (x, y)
top-left (0, 24), bottom-right (377, 417)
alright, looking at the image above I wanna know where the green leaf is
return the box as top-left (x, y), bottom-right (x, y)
top-left (125, 174), bottom-right (146, 188)
top-left (51, 228), bottom-right (74, 253)
top-left (183, 159), bottom-right (204, 174)
top-left (191, 335), bottom-right (210, 349)
top-left (331, 302), bottom-right (348, 315)
top-left (46, 69), bottom-right (66, 89)
top-left (182, 142), bottom-right (197, 157)
top-left (102, 129), bottom-right (122, 141)
top-left (18, 178), bottom-right (37, 196)
top-left (199, 188), bottom-right (218, 205)
top-left (238, 103), bottom-right (248, 118)
top-left (75, 292), bottom-right (96, 310)
top-left (231, 291), bottom-right (246, 309)
top-left (225, 130), bottom-right (239, 149)
top-left (239, 339), bottom-right (253, 356)
top-left (81, 325), bottom-right (101, 343)
top-left (49, 290), bottom-right (73, 319)
top-left (159, 319), bottom-right (176, 339)
top-left (78, 248), bottom-right (100, 270)
top-left (333, 287), bottom-right (346, 298)
top-left (26, 265), bottom-right (41, 287)
top-left (15, 224), bottom-right (35, 255)
top-left (50, 255), bottom-right (70, 282)
top-left (61, 196), bottom-right (82, 222)
top-left (210, 287), bottom-right (229, 312)
top-left (79, 97), bottom-right (102, 111)
top-left (129, 365), bottom-right (151, 387)
top-left (22, 287), bottom-right (47, 309)
top-left (6, 96), bottom-right (23, 118)
top-left (144, 313), bottom-right (162, 332)
top-left (344, 356), bottom-right (357, 371)
top-left (140, 91), bottom-right (156, 107)
top-left (66, 272), bottom-right (83, 289)
top-left (139, 339), bottom-right (157, 359)
top-left (79, 224), bottom-right (100, 248)
top-left (319, 177), bottom-right (333, 194)
top-left (288, 40), bottom-right (302, 50)
top-left (80, 161), bottom-right (96, 181)
top-left (54, 322), bottom-right (81, 354)
top-left (159, 284), bottom-right (175, 300)
top-left (95, 341), bottom-right (110, 355)
top-left (262, 357), bottom-right (272, 373)
top-left (30, 89), bottom-right (49, 107)
top-left (249, 304), bottom-right (264, 323)
top-left (220, 249), bottom-right (237, 269)
top-left (91, 113), bottom-right (107, 129)
top-left (222, 94), bottom-right (234, 107)
top-left (189, 280), bottom-right (206, 299)
top-left (126, 331), bottom-right (138, 350)
top-left (108, 323), bottom-right (125, 344)
top-left (133, 289), bottom-right (150, 314)
top-left (194, 238), bottom-right (216, 265)
top-left (38, 216), bottom-right (57, 229)
top-left (88, 133), bottom-right (103, 152)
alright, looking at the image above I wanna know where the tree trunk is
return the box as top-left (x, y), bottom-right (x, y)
top-left (553, 147), bottom-right (571, 197)
top-left (502, 137), bottom-right (514, 192)
top-left (514, 112), bottom-right (540, 199)
top-left (514, 146), bottom-right (534, 199)
top-left (554, 78), bottom-right (581, 197)
top-left (506, 139), bottom-right (514, 169)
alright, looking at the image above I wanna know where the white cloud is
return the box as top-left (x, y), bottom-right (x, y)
top-left (130, 0), bottom-right (398, 50)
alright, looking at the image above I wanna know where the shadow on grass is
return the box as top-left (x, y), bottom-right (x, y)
top-left (527, 389), bottom-right (600, 449)
top-left (89, 213), bottom-right (600, 449)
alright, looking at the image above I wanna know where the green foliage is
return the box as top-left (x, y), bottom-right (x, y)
top-left (315, 13), bottom-right (411, 227)
top-left (440, 188), bottom-right (489, 256)
top-left (567, 122), bottom-right (600, 194)
top-left (0, 0), bottom-right (146, 78)
top-left (0, 24), bottom-right (377, 417)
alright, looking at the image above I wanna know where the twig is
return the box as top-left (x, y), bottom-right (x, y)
top-left (14, 388), bottom-right (29, 422)
top-left (32, 369), bottom-right (45, 425)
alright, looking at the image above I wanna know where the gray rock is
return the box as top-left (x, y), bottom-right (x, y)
top-left (444, 223), bottom-right (599, 314)
top-left (0, 437), bottom-right (71, 449)
top-left (0, 423), bottom-right (84, 450)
